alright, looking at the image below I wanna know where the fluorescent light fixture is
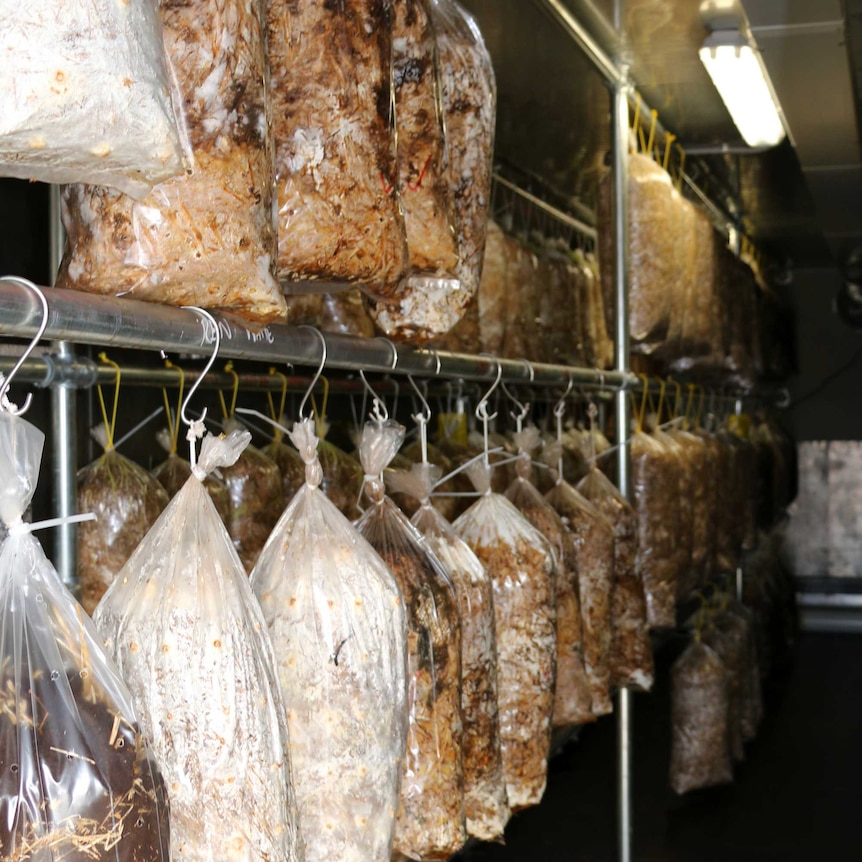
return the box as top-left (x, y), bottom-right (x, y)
top-left (699, 30), bottom-right (786, 148)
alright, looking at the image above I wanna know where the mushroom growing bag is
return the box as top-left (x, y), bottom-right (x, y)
top-left (355, 420), bottom-right (466, 861)
top-left (94, 430), bottom-right (302, 862)
top-left (454, 460), bottom-right (557, 811)
top-left (251, 418), bottom-right (408, 862)
top-left (0, 409), bottom-right (170, 861)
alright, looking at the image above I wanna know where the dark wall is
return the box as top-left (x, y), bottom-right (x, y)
top-left (785, 266), bottom-right (862, 441)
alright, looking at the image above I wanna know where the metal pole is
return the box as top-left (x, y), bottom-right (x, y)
top-left (48, 186), bottom-right (77, 591)
top-left (612, 74), bottom-right (633, 862)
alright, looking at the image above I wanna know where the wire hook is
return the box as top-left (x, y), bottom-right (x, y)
top-left (376, 336), bottom-right (399, 371)
top-left (180, 306), bottom-right (221, 428)
top-left (554, 373), bottom-right (574, 419)
top-left (0, 276), bottom-right (49, 416)
top-left (359, 370), bottom-right (389, 423)
top-left (297, 326), bottom-right (327, 421)
top-left (408, 374), bottom-right (432, 424)
top-left (500, 380), bottom-right (530, 428)
top-left (421, 347), bottom-right (442, 376)
top-left (475, 355), bottom-right (502, 424)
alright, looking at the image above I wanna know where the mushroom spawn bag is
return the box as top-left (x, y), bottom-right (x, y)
top-left (505, 431), bottom-right (592, 728)
top-left (0, 0), bottom-right (183, 197)
top-left (58, 0), bottom-right (287, 326)
top-left (387, 461), bottom-right (510, 842)
top-left (251, 419), bottom-right (408, 862)
top-left (545, 473), bottom-right (615, 718)
top-left (152, 441), bottom-right (230, 525)
top-left (268, 0), bottom-right (408, 290)
top-left (0, 410), bottom-right (170, 861)
top-left (368, 0), bottom-right (496, 339)
top-left (454, 461), bottom-right (557, 811)
top-left (355, 420), bottom-right (466, 860)
top-left (78, 448), bottom-right (170, 616)
top-left (94, 430), bottom-right (302, 862)
top-left (669, 639), bottom-right (732, 795)
top-left (577, 467), bottom-right (654, 691)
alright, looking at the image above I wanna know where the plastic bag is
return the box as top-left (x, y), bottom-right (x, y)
top-left (505, 429), bottom-right (592, 728)
top-left (251, 418), bottom-right (408, 862)
top-left (454, 460), bottom-right (556, 811)
top-left (721, 601), bottom-right (763, 741)
top-left (393, 0), bottom-right (458, 276)
top-left (0, 0), bottom-right (183, 197)
top-left (583, 252), bottom-right (614, 369)
top-left (320, 290), bottom-right (376, 338)
top-left (78, 447), bottom-right (169, 615)
top-left (545, 475), bottom-right (615, 718)
top-left (219, 419), bottom-right (284, 573)
top-left (0, 410), bottom-right (170, 861)
top-left (477, 220), bottom-right (508, 355)
top-left (703, 615), bottom-right (746, 762)
top-left (388, 461), bottom-right (510, 843)
top-left (95, 429), bottom-right (301, 861)
top-left (669, 639), bottom-right (732, 794)
top-left (58, 0), bottom-right (286, 326)
top-left (268, 0), bottom-right (408, 290)
top-left (577, 467), bottom-right (654, 691)
top-left (630, 429), bottom-right (680, 629)
top-left (355, 420), bottom-right (466, 860)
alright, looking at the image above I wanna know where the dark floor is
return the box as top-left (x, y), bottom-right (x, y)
top-left (456, 633), bottom-right (862, 861)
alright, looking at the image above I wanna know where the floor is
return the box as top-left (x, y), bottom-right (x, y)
top-left (455, 632), bottom-right (862, 861)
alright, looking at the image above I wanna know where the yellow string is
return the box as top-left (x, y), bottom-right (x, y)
top-left (218, 361), bottom-right (239, 420)
top-left (96, 352), bottom-right (121, 450)
top-left (646, 110), bottom-right (658, 161)
top-left (636, 374), bottom-right (649, 433)
top-left (631, 94), bottom-right (641, 155)
top-left (669, 378), bottom-right (683, 420)
top-left (662, 133), bottom-right (676, 171)
top-left (266, 367), bottom-right (289, 443)
top-left (310, 375), bottom-right (330, 439)
top-left (162, 360), bottom-right (185, 454)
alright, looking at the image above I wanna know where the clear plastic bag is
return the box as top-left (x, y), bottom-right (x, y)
top-left (669, 638), bottom-right (732, 794)
top-left (630, 429), bottom-right (680, 629)
top-left (388, 461), bottom-right (509, 843)
top-left (355, 420), bottom-right (466, 860)
top-left (251, 418), bottom-right (408, 862)
top-left (545, 475), bottom-right (615, 718)
top-left (0, 410), bottom-right (170, 861)
top-left (0, 0), bottom-right (183, 197)
top-left (268, 0), bottom-right (408, 290)
top-left (219, 419), bottom-right (284, 573)
top-left (58, 0), bottom-right (286, 326)
top-left (505, 430), bottom-right (592, 728)
top-left (721, 600), bottom-right (763, 742)
top-left (94, 429), bottom-right (302, 862)
top-left (702, 616), bottom-right (746, 762)
top-left (477, 220), bottom-right (507, 355)
top-left (577, 467), bottom-right (654, 692)
top-left (78, 447), bottom-right (169, 616)
top-left (454, 460), bottom-right (556, 811)
top-left (320, 290), bottom-right (376, 338)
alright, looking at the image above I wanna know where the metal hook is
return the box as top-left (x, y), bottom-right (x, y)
top-left (408, 374), bottom-right (432, 424)
top-left (500, 380), bottom-right (530, 425)
top-left (475, 355), bottom-right (502, 423)
top-left (384, 373), bottom-right (400, 419)
top-left (376, 336), bottom-right (399, 371)
top-left (520, 357), bottom-right (535, 383)
top-left (180, 306), bottom-right (220, 427)
top-left (420, 347), bottom-right (442, 376)
top-left (359, 370), bottom-right (389, 423)
top-left (0, 277), bottom-right (49, 416)
top-left (298, 326), bottom-right (327, 421)
top-left (554, 373), bottom-right (574, 419)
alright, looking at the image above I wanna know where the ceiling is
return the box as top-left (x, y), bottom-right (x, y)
top-left (461, 0), bottom-right (862, 273)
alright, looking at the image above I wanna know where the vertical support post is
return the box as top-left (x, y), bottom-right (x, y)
top-left (611, 74), bottom-right (633, 862)
top-left (49, 186), bottom-right (78, 591)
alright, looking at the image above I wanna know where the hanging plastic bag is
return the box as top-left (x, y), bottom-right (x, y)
top-left (355, 419), bottom-right (466, 860)
top-left (669, 637), bottom-right (733, 794)
top-left (702, 613), bottom-right (746, 762)
top-left (387, 460), bottom-right (510, 843)
top-left (59, 0), bottom-right (286, 326)
top-left (721, 599), bottom-right (763, 742)
top-left (0, 408), bottom-right (171, 860)
top-left (630, 428), bottom-right (681, 629)
top-left (268, 0), bottom-right (408, 290)
top-left (95, 429), bottom-right (302, 861)
top-left (454, 459), bottom-right (556, 811)
top-left (219, 417), bottom-right (284, 573)
top-left (505, 428), bottom-right (593, 728)
top-left (477, 220), bottom-right (508, 355)
top-left (0, 0), bottom-right (184, 197)
top-left (545, 470), bottom-right (615, 718)
top-left (251, 418), bottom-right (408, 862)
top-left (320, 290), bottom-right (376, 338)
top-left (78, 398), bottom-right (169, 614)
top-left (577, 467), bottom-right (654, 691)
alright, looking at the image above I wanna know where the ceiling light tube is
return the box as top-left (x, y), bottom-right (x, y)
top-left (699, 29), bottom-right (786, 148)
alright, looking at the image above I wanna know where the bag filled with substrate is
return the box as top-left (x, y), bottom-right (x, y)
top-left (577, 467), bottom-right (654, 691)
top-left (454, 458), bottom-right (557, 811)
top-left (504, 428), bottom-right (593, 728)
top-left (0, 0), bottom-right (184, 196)
top-left (387, 461), bottom-right (510, 842)
top-left (669, 636), bottom-right (733, 794)
top-left (252, 418), bottom-right (408, 862)
top-left (59, 0), bottom-right (286, 325)
top-left (95, 428), bottom-right (302, 862)
top-left (0, 407), bottom-right (170, 861)
top-left (355, 418), bottom-right (466, 860)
